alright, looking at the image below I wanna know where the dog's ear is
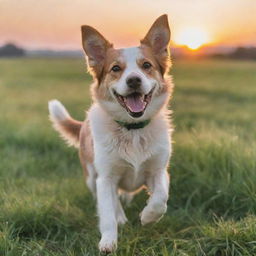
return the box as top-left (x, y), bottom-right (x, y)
top-left (141, 14), bottom-right (171, 74)
top-left (81, 25), bottom-right (113, 80)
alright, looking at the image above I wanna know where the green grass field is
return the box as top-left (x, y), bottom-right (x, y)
top-left (1, 57), bottom-right (256, 256)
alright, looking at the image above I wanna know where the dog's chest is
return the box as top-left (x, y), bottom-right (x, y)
top-left (112, 129), bottom-right (156, 168)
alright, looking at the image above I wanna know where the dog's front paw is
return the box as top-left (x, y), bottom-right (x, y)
top-left (140, 203), bottom-right (167, 226)
top-left (99, 235), bottom-right (117, 254)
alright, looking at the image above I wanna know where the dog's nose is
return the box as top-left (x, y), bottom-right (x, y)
top-left (126, 76), bottom-right (142, 90)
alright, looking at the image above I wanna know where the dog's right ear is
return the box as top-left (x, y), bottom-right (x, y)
top-left (81, 25), bottom-right (113, 80)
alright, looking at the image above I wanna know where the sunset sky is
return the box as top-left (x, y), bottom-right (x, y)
top-left (0, 0), bottom-right (255, 50)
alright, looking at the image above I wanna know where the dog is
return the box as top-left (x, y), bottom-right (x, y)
top-left (48, 14), bottom-right (173, 253)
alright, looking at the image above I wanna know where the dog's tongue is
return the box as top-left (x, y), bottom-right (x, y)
top-left (125, 93), bottom-right (145, 113)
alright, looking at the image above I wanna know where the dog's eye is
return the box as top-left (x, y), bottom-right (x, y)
top-left (142, 62), bottom-right (152, 69)
top-left (111, 65), bottom-right (121, 72)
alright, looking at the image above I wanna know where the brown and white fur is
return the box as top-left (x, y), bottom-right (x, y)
top-left (48, 14), bottom-right (173, 253)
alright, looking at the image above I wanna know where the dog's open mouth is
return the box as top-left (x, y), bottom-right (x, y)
top-left (114, 88), bottom-right (154, 118)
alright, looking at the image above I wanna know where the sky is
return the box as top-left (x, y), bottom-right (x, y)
top-left (0, 0), bottom-right (256, 50)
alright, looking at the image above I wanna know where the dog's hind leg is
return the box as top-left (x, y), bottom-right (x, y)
top-left (116, 198), bottom-right (128, 225)
top-left (119, 190), bottom-right (134, 206)
top-left (79, 121), bottom-right (96, 197)
top-left (86, 163), bottom-right (97, 198)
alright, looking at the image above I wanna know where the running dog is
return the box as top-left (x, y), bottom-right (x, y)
top-left (48, 14), bottom-right (173, 253)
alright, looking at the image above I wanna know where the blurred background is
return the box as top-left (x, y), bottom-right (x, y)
top-left (1, 1), bottom-right (256, 255)
top-left (0, 0), bottom-right (256, 59)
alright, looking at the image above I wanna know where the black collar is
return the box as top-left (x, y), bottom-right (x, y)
top-left (115, 119), bottom-right (151, 130)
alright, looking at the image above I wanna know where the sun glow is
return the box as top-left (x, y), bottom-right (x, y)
top-left (174, 27), bottom-right (210, 50)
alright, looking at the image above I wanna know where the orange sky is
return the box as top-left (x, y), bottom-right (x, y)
top-left (0, 0), bottom-right (255, 50)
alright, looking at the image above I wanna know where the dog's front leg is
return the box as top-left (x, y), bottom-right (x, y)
top-left (96, 175), bottom-right (118, 253)
top-left (141, 169), bottom-right (170, 225)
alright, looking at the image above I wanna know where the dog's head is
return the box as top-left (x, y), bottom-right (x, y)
top-left (81, 15), bottom-right (172, 122)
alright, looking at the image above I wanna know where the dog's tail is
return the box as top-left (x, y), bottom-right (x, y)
top-left (48, 100), bottom-right (82, 148)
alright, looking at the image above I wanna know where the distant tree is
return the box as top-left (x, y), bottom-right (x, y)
top-left (229, 47), bottom-right (256, 60)
top-left (0, 43), bottom-right (25, 57)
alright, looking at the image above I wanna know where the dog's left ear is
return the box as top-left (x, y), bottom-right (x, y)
top-left (81, 25), bottom-right (113, 80)
top-left (141, 14), bottom-right (171, 74)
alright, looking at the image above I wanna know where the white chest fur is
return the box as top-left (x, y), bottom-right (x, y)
top-left (88, 104), bottom-right (171, 171)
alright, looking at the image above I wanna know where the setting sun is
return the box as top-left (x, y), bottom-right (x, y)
top-left (174, 27), bottom-right (210, 50)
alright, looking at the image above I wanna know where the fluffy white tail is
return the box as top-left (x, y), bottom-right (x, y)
top-left (48, 100), bottom-right (82, 148)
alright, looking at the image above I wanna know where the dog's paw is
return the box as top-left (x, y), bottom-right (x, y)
top-left (99, 236), bottom-right (117, 254)
top-left (140, 203), bottom-right (167, 226)
top-left (117, 212), bottom-right (128, 225)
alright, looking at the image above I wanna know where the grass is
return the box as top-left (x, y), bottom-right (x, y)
top-left (0, 57), bottom-right (256, 255)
